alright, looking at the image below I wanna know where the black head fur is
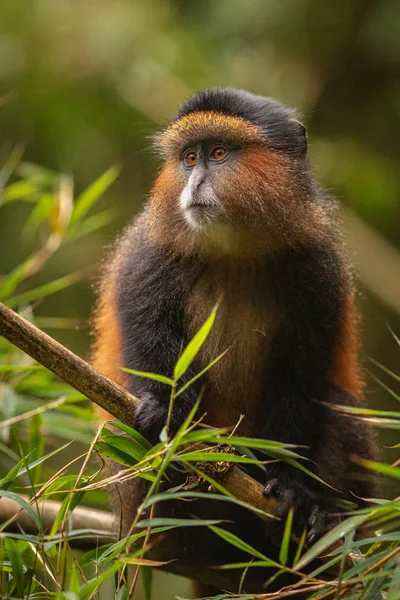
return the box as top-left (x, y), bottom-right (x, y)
top-left (175, 87), bottom-right (307, 158)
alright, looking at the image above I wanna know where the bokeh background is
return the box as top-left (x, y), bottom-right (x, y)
top-left (0, 1), bottom-right (399, 597)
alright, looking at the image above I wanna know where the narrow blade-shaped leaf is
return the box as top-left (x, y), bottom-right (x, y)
top-left (174, 305), bottom-right (217, 381)
top-left (293, 513), bottom-right (369, 571)
top-left (71, 165), bottom-right (120, 224)
top-left (279, 508), bottom-right (293, 565)
top-left (122, 367), bottom-right (173, 386)
top-left (0, 490), bottom-right (40, 530)
top-left (209, 525), bottom-right (278, 564)
top-left (175, 348), bottom-right (229, 396)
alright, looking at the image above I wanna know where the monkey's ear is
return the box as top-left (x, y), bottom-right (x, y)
top-left (291, 119), bottom-right (308, 157)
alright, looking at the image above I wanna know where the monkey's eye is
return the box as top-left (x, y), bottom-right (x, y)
top-left (210, 146), bottom-right (229, 161)
top-left (184, 151), bottom-right (197, 167)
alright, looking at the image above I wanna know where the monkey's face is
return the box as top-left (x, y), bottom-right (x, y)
top-left (150, 93), bottom-right (327, 256)
top-left (178, 140), bottom-right (233, 232)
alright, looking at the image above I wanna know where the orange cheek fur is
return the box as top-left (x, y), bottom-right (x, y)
top-left (215, 149), bottom-right (293, 210)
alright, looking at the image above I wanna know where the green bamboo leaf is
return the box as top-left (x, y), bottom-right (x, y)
top-left (16, 442), bottom-right (72, 480)
top-left (140, 490), bottom-right (276, 521)
top-left (284, 458), bottom-right (334, 489)
top-left (95, 441), bottom-right (142, 468)
top-left (369, 358), bottom-right (400, 385)
top-left (0, 490), bottom-right (40, 529)
top-left (78, 559), bottom-right (125, 599)
top-left (107, 421), bottom-right (151, 449)
top-left (174, 305), bottom-right (217, 381)
top-left (175, 451), bottom-right (264, 464)
top-left (0, 145), bottom-right (24, 200)
top-left (22, 193), bottom-right (53, 240)
top-left (173, 398), bottom-right (201, 442)
top-left (279, 508), bottom-right (293, 566)
top-left (214, 560), bottom-right (278, 569)
top-left (136, 518), bottom-right (222, 528)
top-left (101, 429), bottom-right (147, 462)
top-left (2, 179), bottom-right (41, 204)
top-left (180, 428), bottom-right (228, 444)
top-left (209, 526), bottom-right (278, 563)
top-left (6, 271), bottom-right (84, 308)
top-left (357, 459), bottom-right (400, 480)
top-left (71, 165), bottom-right (120, 223)
top-left (329, 404), bottom-right (400, 419)
top-left (28, 414), bottom-right (44, 485)
top-left (175, 348), bottom-right (229, 396)
top-left (342, 549), bottom-right (390, 580)
top-left (0, 458), bottom-right (25, 490)
top-left (116, 584), bottom-right (128, 600)
top-left (216, 436), bottom-right (298, 450)
top-left (68, 561), bottom-right (80, 594)
top-left (293, 513), bottom-right (369, 571)
top-left (121, 367), bottom-right (174, 386)
top-left (4, 538), bottom-right (25, 597)
top-left (68, 208), bottom-right (114, 241)
top-left (387, 561), bottom-right (400, 599)
top-left (292, 528), bottom-right (307, 567)
top-left (0, 255), bottom-right (37, 300)
top-left (141, 566), bottom-right (153, 600)
top-left (49, 494), bottom-right (71, 539)
top-left (0, 364), bottom-right (43, 372)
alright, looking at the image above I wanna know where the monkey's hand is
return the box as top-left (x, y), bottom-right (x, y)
top-left (133, 393), bottom-right (170, 445)
top-left (263, 464), bottom-right (340, 544)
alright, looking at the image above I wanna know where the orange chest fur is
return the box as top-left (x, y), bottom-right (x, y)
top-left (185, 261), bottom-right (278, 433)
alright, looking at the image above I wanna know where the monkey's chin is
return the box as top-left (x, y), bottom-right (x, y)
top-left (183, 207), bottom-right (240, 255)
top-left (183, 206), bottom-right (224, 231)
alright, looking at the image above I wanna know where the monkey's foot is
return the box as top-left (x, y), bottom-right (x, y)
top-left (263, 468), bottom-right (340, 544)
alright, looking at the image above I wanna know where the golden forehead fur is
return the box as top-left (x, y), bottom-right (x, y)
top-left (154, 111), bottom-right (266, 156)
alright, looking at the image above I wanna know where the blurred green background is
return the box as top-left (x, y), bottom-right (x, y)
top-left (0, 1), bottom-right (399, 596)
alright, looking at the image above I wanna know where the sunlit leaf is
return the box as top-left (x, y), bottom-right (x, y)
top-left (174, 305), bottom-right (217, 381)
top-left (175, 348), bottom-right (229, 396)
top-left (109, 421), bottom-right (151, 450)
top-left (0, 490), bottom-right (40, 529)
top-left (279, 508), bottom-right (293, 566)
top-left (6, 271), bottom-right (84, 308)
top-left (4, 537), bottom-right (25, 597)
top-left (121, 367), bottom-right (173, 386)
top-left (71, 165), bottom-right (120, 223)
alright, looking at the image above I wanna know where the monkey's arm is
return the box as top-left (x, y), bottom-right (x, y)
top-left (261, 243), bottom-right (346, 446)
top-left (261, 242), bottom-right (374, 536)
top-left (115, 224), bottom-right (200, 443)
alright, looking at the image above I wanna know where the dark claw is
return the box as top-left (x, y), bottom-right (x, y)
top-left (263, 465), bottom-right (341, 547)
top-left (307, 530), bottom-right (317, 545)
top-left (264, 478), bottom-right (282, 499)
top-left (307, 507), bottom-right (336, 544)
top-left (309, 505), bottom-right (320, 527)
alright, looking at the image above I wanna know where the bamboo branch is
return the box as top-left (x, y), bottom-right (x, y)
top-left (0, 301), bottom-right (138, 426)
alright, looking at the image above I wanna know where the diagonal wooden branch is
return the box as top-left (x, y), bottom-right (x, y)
top-left (0, 301), bottom-right (138, 426)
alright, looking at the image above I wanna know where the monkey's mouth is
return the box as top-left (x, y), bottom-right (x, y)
top-left (185, 203), bottom-right (224, 227)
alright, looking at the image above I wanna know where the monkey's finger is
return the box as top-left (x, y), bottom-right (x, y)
top-left (263, 479), bottom-right (282, 499)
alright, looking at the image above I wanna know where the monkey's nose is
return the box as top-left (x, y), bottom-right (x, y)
top-left (190, 169), bottom-right (206, 192)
